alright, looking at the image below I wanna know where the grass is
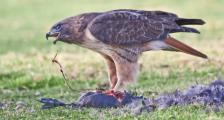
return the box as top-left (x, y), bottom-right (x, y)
top-left (0, 0), bottom-right (224, 119)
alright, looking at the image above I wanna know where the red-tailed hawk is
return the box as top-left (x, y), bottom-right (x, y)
top-left (46, 9), bottom-right (207, 99)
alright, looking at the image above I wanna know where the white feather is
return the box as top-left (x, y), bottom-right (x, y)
top-left (147, 41), bottom-right (170, 50)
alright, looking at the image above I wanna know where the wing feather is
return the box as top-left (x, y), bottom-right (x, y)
top-left (88, 10), bottom-right (203, 45)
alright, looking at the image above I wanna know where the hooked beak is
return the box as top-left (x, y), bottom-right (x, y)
top-left (46, 32), bottom-right (59, 40)
top-left (46, 32), bottom-right (60, 44)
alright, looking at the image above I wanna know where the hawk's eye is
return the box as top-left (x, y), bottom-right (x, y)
top-left (55, 24), bottom-right (61, 30)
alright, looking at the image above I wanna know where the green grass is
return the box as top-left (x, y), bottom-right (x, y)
top-left (0, 0), bottom-right (224, 119)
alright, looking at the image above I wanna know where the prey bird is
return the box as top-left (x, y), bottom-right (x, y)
top-left (46, 9), bottom-right (207, 100)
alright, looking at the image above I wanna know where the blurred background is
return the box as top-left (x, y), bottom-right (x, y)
top-left (0, 0), bottom-right (224, 118)
top-left (1, 0), bottom-right (224, 53)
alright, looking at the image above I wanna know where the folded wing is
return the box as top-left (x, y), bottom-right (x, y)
top-left (88, 9), bottom-right (204, 45)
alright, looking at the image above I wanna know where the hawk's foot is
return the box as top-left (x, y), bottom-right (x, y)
top-left (96, 89), bottom-right (124, 102)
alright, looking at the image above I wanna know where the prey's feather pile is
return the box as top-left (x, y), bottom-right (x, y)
top-left (39, 80), bottom-right (224, 114)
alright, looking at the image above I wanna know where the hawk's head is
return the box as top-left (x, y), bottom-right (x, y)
top-left (46, 16), bottom-right (85, 44)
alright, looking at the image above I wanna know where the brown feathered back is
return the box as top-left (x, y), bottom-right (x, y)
top-left (88, 9), bottom-right (204, 45)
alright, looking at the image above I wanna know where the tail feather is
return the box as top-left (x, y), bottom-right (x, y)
top-left (164, 37), bottom-right (208, 59)
top-left (175, 18), bottom-right (205, 25)
top-left (170, 26), bottom-right (200, 34)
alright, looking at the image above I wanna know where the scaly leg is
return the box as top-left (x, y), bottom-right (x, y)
top-left (102, 55), bottom-right (118, 89)
top-left (113, 59), bottom-right (139, 91)
top-left (99, 53), bottom-right (139, 101)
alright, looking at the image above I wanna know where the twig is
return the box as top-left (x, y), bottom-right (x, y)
top-left (52, 51), bottom-right (78, 92)
top-left (51, 51), bottom-right (95, 92)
